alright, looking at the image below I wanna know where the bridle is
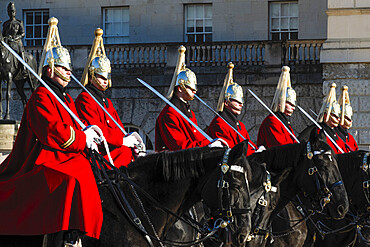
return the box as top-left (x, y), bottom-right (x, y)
top-left (203, 148), bottom-right (252, 245)
top-left (304, 141), bottom-right (343, 213)
top-left (269, 141), bottom-right (344, 239)
top-left (90, 148), bottom-right (251, 247)
top-left (247, 170), bottom-right (278, 241)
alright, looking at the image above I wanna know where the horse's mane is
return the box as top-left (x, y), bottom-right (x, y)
top-left (250, 143), bottom-right (305, 172)
top-left (127, 146), bottom-right (222, 181)
top-left (335, 151), bottom-right (368, 173)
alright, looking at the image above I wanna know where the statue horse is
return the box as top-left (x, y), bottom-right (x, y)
top-left (0, 35), bottom-right (38, 119)
top-left (304, 151), bottom-right (370, 247)
top-left (248, 128), bottom-right (349, 247)
top-left (0, 142), bottom-right (252, 246)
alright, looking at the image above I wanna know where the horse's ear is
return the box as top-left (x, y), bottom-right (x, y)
top-left (229, 140), bottom-right (248, 160)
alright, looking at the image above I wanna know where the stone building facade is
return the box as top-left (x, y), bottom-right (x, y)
top-left (0, 0), bottom-right (368, 151)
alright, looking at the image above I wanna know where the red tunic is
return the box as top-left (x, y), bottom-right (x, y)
top-left (155, 97), bottom-right (210, 151)
top-left (318, 123), bottom-right (347, 154)
top-left (207, 109), bottom-right (256, 155)
top-left (257, 112), bottom-right (298, 148)
top-left (75, 87), bottom-right (134, 168)
top-left (0, 83), bottom-right (103, 238)
top-left (335, 126), bottom-right (359, 153)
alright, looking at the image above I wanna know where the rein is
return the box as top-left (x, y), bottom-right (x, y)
top-left (90, 148), bottom-right (250, 246)
top-left (268, 142), bottom-right (343, 239)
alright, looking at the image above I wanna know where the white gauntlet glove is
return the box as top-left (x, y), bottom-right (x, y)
top-left (123, 132), bottom-right (147, 157)
top-left (256, 145), bottom-right (266, 153)
top-left (208, 138), bottom-right (229, 148)
top-left (84, 127), bottom-right (100, 152)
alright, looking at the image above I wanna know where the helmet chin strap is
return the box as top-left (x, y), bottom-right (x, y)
top-left (92, 74), bottom-right (108, 91)
top-left (180, 84), bottom-right (194, 100)
top-left (54, 67), bottom-right (71, 82)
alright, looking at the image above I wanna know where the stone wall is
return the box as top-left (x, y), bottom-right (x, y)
top-left (323, 64), bottom-right (370, 149)
top-left (1, 64), bottom-right (323, 150)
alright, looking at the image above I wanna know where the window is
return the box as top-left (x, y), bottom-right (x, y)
top-left (103, 7), bottom-right (129, 44)
top-left (185, 4), bottom-right (212, 43)
top-left (23, 10), bottom-right (49, 46)
top-left (269, 2), bottom-right (298, 41)
top-left (124, 125), bottom-right (154, 153)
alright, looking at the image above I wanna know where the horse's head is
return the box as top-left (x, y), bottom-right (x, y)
top-left (336, 151), bottom-right (370, 216)
top-left (295, 128), bottom-right (349, 219)
top-left (201, 141), bottom-right (251, 246)
top-left (246, 158), bottom-right (291, 244)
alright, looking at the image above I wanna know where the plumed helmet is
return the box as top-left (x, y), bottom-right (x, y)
top-left (271, 66), bottom-right (297, 113)
top-left (43, 46), bottom-right (72, 71)
top-left (89, 55), bottom-right (111, 81)
top-left (317, 83), bottom-right (341, 123)
top-left (339, 85), bottom-right (353, 128)
top-left (225, 83), bottom-right (244, 104)
top-left (80, 28), bottom-right (112, 89)
top-left (175, 69), bottom-right (197, 92)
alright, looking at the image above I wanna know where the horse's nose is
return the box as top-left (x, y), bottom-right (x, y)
top-left (337, 205), bottom-right (346, 217)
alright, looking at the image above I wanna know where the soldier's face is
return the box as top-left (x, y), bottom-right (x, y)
top-left (284, 101), bottom-right (295, 116)
top-left (177, 85), bottom-right (196, 101)
top-left (325, 113), bottom-right (340, 128)
top-left (91, 74), bottom-right (109, 91)
top-left (225, 99), bottom-right (243, 115)
top-left (340, 116), bottom-right (352, 129)
top-left (48, 66), bottom-right (71, 88)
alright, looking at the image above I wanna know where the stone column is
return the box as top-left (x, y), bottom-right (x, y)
top-left (320, 0), bottom-right (370, 150)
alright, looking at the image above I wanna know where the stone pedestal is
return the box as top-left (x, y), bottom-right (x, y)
top-left (0, 120), bottom-right (19, 154)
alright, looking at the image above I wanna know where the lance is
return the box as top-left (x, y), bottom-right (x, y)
top-left (1, 41), bottom-right (117, 164)
top-left (137, 78), bottom-right (214, 142)
top-left (194, 94), bottom-right (257, 150)
top-left (247, 88), bottom-right (300, 143)
top-left (301, 107), bottom-right (346, 153)
top-left (70, 74), bottom-right (128, 135)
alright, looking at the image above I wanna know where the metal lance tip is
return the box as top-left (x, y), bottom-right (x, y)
top-left (95, 28), bottom-right (103, 37)
top-left (48, 17), bottom-right (58, 26)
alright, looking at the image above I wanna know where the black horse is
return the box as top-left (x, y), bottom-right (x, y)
top-left (304, 150), bottom-right (370, 247)
top-left (81, 141), bottom-right (252, 247)
top-left (0, 32), bottom-right (38, 119)
top-left (0, 142), bottom-right (252, 247)
top-left (248, 128), bottom-right (349, 247)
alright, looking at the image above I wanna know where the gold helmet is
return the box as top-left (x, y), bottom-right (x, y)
top-left (317, 83), bottom-right (341, 123)
top-left (271, 66), bottom-right (296, 113)
top-left (216, 62), bottom-right (244, 112)
top-left (81, 28), bottom-right (111, 91)
top-left (166, 45), bottom-right (197, 100)
top-left (339, 85), bottom-right (353, 128)
top-left (38, 17), bottom-right (72, 82)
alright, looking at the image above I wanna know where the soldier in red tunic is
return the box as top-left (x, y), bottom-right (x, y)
top-left (207, 63), bottom-right (257, 155)
top-left (155, 46), bottom-right (224, 151)
top-left (336, 85), bottom-right (358, 152)
top-left (0, 18), bottom-right (103, 246)
top-left (257, 66), bottom-right (298, 148)
top-left (75, 29), bottom-right (144, 168)
top-left (316, 83), bottom-right (346, 154)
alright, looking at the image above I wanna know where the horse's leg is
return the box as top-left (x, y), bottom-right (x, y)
top-left (5, 73), bottom-right (12, 120)
top-left (14, 79), bottom-right (27, 108)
